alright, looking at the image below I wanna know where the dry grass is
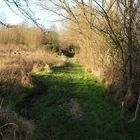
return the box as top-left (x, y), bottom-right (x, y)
top-left (0, 44), bottom-right (64, 66)
top-left (0, 107), bottom-right (36, 140)
top-left (0, 25), bottom-right (46, 47)
top-left (0, 44), bottom-right (65, 95)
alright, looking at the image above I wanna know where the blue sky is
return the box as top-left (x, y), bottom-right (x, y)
top-left (0, 0), bottom-right (62, 30)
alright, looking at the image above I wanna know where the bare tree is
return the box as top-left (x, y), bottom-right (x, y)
top-left (38, 0), bottom-right (140, 109)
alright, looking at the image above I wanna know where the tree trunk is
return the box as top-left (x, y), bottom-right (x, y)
top-left (124, 0), bottom-right (134, 109)
top-left (127, 0), bottom-right (133, 82)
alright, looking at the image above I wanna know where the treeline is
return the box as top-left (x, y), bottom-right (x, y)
top-left (0, 25), bottom-right (44, 47)
top-left (0, 25), bottom-right (76, 57)
top-left (0, 25), bottom-right (60, 49)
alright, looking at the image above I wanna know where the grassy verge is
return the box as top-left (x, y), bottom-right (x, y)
top-left (14, 59), bottom-right (140, 140)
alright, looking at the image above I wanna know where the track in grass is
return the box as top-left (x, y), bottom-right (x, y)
top-left (19, 59), bottom-right (140, 140)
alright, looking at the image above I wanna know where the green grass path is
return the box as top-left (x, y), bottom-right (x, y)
top-left (27, 60), bottom-right (140, 140)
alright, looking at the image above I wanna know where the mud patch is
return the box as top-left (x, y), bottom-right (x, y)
top-left (68, 98), bottom-right (82, 119)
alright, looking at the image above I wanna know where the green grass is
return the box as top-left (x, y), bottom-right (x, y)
top-left (16, 59), bottom-right (140, 140)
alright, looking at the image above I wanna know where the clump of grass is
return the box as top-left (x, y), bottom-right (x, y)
top-left (0, 107), bottom-right (37, 140)
top-left (0, 64), bottom-right (33, 95)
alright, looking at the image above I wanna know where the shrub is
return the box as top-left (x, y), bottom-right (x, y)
top-left (0, 107), bottom-right (36, 140)
top-left (43, 43), bottom-right (59, 52)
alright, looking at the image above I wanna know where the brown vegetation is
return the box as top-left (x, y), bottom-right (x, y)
top-left (0, 107), bottom-right (36, 140)
top-left (0, 41), bottom-right (65, 139)
top-left (0, 44), bottom-right (65, 94)
top-left (0, 25), bottom-right (46, 47)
